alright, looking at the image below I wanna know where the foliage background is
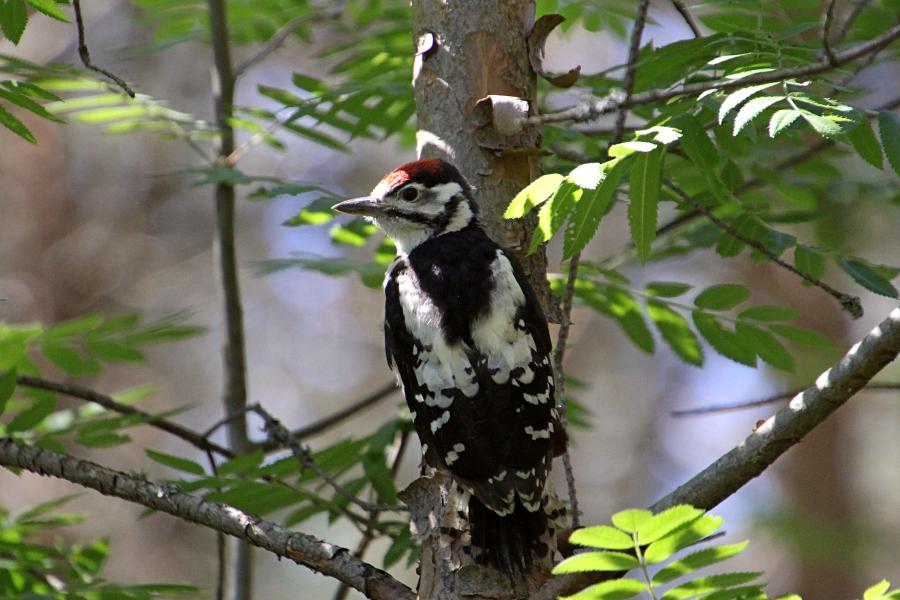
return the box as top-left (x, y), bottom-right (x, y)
top-left (1, 1), bottom-right (899, 598)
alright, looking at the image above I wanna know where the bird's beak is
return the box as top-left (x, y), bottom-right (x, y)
top-left (332, 196), bottom-right (386, 217)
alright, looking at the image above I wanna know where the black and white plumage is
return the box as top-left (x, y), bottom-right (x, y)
top-left (333, 159), bottom-right (560, 572)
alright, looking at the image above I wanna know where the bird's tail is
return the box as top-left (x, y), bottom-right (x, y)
top-left (468, 495), bottom-right (550, 574)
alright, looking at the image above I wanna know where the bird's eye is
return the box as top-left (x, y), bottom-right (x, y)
top-left (400, 187), bottom-right (419, 201)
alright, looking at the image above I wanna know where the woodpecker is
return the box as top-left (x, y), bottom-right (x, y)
top-left (333, 159), bottom-right (560, 572)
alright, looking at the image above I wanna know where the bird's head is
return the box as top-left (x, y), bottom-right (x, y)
top-left (332, 159), bottom-right (478, 254)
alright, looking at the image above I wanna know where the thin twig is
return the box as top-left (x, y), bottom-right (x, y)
top-left (823, 0), bottom-right (839, 64)
top-left (529, 22), bottom-right (900, 125)
top-left (16, 375), bottom-right (234, 458)
top-left (250, 404), bottom-right (405, 514)
top-left (670, 0), bottom-right (702, 38)
top-left (537, 307), bottom-right (900, 600)
top-left (207, 1), bottom-right (252, 597)
top-left (71, 0), bottom-right (135, 97)
top-left (553, 0), bottom-right (653, 531)
top-left (257, 383), bottom-right (397, 452)
top-left (672, 382), bottom-right (900, 417)
top-left (0, 439), bottom-right (416, 600)
top-left (234, 2), bottom-right (347, 78)
top-left (664, 181), bottom-right (863, 318)
top-left (834, 0), bottom-right (871, 43)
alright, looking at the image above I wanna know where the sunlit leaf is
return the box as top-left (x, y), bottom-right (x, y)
top-left (628, 147), bottom-right (663, 263)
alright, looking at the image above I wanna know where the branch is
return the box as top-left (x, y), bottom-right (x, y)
top-left (234, 3), bottom-right (346, 78)
top-left (530, 22), bottom-right (900, 125)
top-left (258, 382), bottom-right (397, 452)
top-left (670, 0), bottom-right (702, 38)
top-left (538, 307), bottom-right (900, 599)
top-left (822, 0), bottom-right (839, 65)
top-left (71, 0), bottom-right (134, 97)
top-left (0, 439), bottom-right (415, 600)
top-left (207, 0), bottom-right (252, 595)
top-left (834, 0), bottom-right (871, 43)
top-left (671, 382), bottom-right (900, 416)
top-left (16, 375), bottom-right (233, 458)
top-left (664, 181), bottom-right (863, 318)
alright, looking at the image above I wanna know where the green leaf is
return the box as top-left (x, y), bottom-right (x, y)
top-left (692, 312), bottom-right (756, 366)
top-left (568, 162), bottom-right (605, 189)
top-left (637, 505), bottom-right (703, 544)
top-left (847, 120), bottom-right (883, 170)
top-left (0, 368), bottom-right (16, 416)
top-left (362, 452), bottom-right (398, 504)
top-left (504, 173), bottom-right (564, 218)
top-left (768, 109), bottom-right (801, 137)
top-left (768, 324), bottom-right (834, 348)
top-left (837, 257), bottom-right (899, 297)
top-left (7, 395), bottom-right (56, 432)
top-left (646, 282), bottom-right (692, 297)
top-left (865, 580), bottom-right (892, 600)
top-left (878, 111), bottom-right (900, 176)
top-left (719, 82), bottom-right (779, 123)
top-left (735, 322), bottom-right (796, 372)
top-left (644, 514), bottom-right (723, 564)
top-left (610, 508), bottom-right (652, 533)
top-left (383, 527), bottom-right (413, 569)
top-left (217, 449), bottom-right (264, 476)
top-left (608, 140), bottom-right (657, 158)
top-left (802, 113), bottom-right (846, 138)
top-left (0, 0), bottom-right (27, 44)
top-left (560, 578), bottom-right (647, 600)
top-left (652, 541), bottom-right (749, 585)
top-left (330, 219), bottom-right (376, 247)
top-left (733, 95), bottom-right (783, 135)
top-left (26, 0), bottom-right (68, 21)
top-left (694, 284), bottom-right (751, 310)
top-left (568, 525), bottom-right (634, 550)
top-left (40, 340), bottom-right (102, 375)
top-left (564, 161), bottom-right (625, 259)
top-left (605, 288), bottom-right (655, 353)
top-left (145, 449), bottom-right (206, 475)
top-left (628, 147), bottom-right (663, 263)
top-left (0, 103), bottom-right (36, 142)
top-left (738, 305), bottom-right (799, 321)
top-left (553, 551), bottom-right (640, 573)
top-left (794, 245), bottom-right (826, 283)
top-left (675, 114), bottom-right (719, 170)
top-left (660, 572), bottom-right (762, 600)
top-left (531, 181), bottom-right (581, 251)
top-left (648, 300), bottom-right (703, 366)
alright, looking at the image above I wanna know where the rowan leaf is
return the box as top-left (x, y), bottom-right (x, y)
top-left (628, 147), bottom-right (663, 263)
top-left (878, 111), bottom-right (900, 176)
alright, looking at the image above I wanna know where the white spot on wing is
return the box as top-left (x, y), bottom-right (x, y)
top-left (430, 410), bottom-right (450, 433)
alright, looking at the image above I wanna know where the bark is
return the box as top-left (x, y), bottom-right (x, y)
top-left (407, 2), bottom-right (558, 598)
top-left (411, 0), bottom-right (551, 313)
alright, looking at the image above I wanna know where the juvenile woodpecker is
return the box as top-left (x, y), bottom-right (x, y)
top-left (333, 159), bottom-right (560, 572)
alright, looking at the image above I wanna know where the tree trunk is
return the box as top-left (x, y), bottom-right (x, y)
top-left (406, 2), bottom-right (558, 598)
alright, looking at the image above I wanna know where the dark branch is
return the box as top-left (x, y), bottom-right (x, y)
top-left (16, 375), bottom-right (233, 458)
top-left (664, 181), bottom-right (863, 318)
top-left (670, 0), bottom-right (702, 38)
top-left (0, 439), bottom-right (415, 600)
top-left (823, 0), bottom-right (839, 64)
top-left (538, 307), bottom-right (900, 599)
top-left (672, 382), bottom-right (900, 416)
top-left (72, 0), bottom-right (134, 97)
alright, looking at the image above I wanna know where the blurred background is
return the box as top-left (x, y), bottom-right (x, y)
top-left (1, 1), bottom-right (899, 598)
